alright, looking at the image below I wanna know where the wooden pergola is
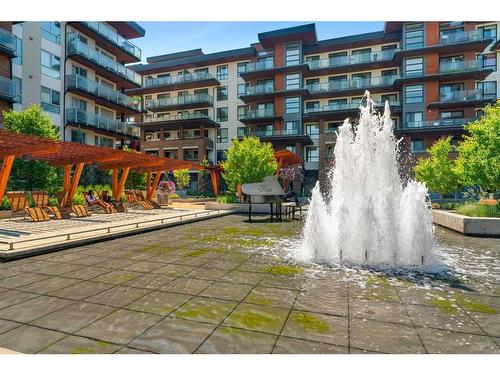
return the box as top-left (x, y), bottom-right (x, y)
top-left (0, 129), bottom-right (196, 205)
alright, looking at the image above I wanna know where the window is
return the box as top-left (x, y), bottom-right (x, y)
top-left (217, 128), bottom-right (228, 143)
top-left (329, 75), bottom-right (348, 89)
top-left (306, 78), bottom-right (319, 86)
top-left (163, 130), bottom-right (179, 140)
top-left (217, 149), bottom-right (227, 162)
top-left (237, 127), bottom-right (249, 138)
top-left (381, 44), bottom-right (398, 51)
top-left (237, 84), bottom-right (248, 97)
top-left (237, 105), bottom-right (247, 120)
top-left (164, 149), bottom-right (178, 159)
top-left (285, 97), bottom-right (300, 114)
top-left (145, 150), bottom-right (159, 156)
top-left (13, 77), bottom-right (21, 102)
top-left (237, 62), bottom-right (248, 76)
top-left (183, 149), bottom-right (199, 161)
top-left (286, 145), bottom-right (297, 154)
top-left (405, 84), bottom-right (423, 103)
top-left (329, 52), bottom-right (348, 66)
top-left (193, 68), bottom-right (207, 74)
top-left (328, 98), bottom-right (348, 109)
top-left (41, 50), bottom-right (60, 79)
top-left (285, 73), bottom-right (301, 90)
top-left (145, 131), bottom-right (160, 141)
top-left (216, 86), bottom-right (228, 101)
top-left (285, 43), bottom-right (301, 66)
top-left (405, 112), bottom-right (423, 128)
top-left (306, 147), bottom-right (319, 162)
top-left (40, 86), bottom-right (60, 113)
top-left (305, 55), bottom-right (320, 69)
top-left (351, 48), bottom-right (372, 63)
top-left (405, 23), bottom-right (424, 49)
top-left (441, 110), bottom-right (464, 119)
top-left (305, 101), bottom-right (320, 110)
top-left (305, 123), bottom-right (319, 139)
top-left (217, 107), bottom-right (228, 122)
top-left (257, 124), bottom-right (273, 136)
top-left (476, 81), bottom-right (497, 99)
top-left (285, 121), bottom-right (299, 135)
top-left (410, 139), bottom-right (425, 153)
top-left (326, 144), bottom-right (335, 159)
top-left (381, 94), bottom-right (398, 103)
top-left (478, 24), bottom-right (497, 40)
top-left (483, 53), bottom-right (497, 70)
top-left (217, 65), bottom-right (228, 80)
top-left (405, 57), bottom-right (424, 77)
top-left (41, 22), bottom-right (61, 44)
top-left (326, 122), bottom-right (342, 133)
top-left (13, 37), bottom-right (22, 65)
top-left (96, 136), bottom-right (113, 148)
top-left (71, 130), bottom-right (86, 144)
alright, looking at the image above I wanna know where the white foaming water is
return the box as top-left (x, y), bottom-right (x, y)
top-left (301, 91), bottom-right (434, 267)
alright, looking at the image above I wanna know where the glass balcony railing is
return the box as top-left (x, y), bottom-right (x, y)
top-left (307, 75), bottom-right (398, 94)
top-left (241, 84), bottom-right (276, 96)
top-left (145, 93), bottom-right (213, 110)
top-left (238, 108), bottom-right (276, 120)
top-left (243, 60), bottom-right (275, 72)
top-left (405, 117), bottom-right (477, 129)
top-left (141, 112), bottom-right (212, 123)
top-left (304, 101), bottom-right (401, 114)
top-left (438, 89), bottom-right (494, 102)
top-left (0, 76), bottom-right (17, 102)
top-left (439, 30), bottom-right (486, 45)
top-left (81, 22), bottom-right (141, 60)
top-left (66, 108), bottom-right (138, 136)
top-left (0, 27), bottom-right (17, 54)
top-left (66, 33), bottom-right (142, 85)
top-left (439, 59), bottom-right (484, 73)
top-left (306, 49), bottom-right (397, 70)
top-left (66, 74), bottom-right (140, 110)
top-left (144, 71), bottom-right (217, 88)
top-left (238, 128), bottom-right (303, 138)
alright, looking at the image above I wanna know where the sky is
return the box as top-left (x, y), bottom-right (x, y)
top-left (133, 22), bottom-right (385, 63)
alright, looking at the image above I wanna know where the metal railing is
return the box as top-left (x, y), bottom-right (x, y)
top-left (438, 89), bottom-right (492, 102)
top-left (81, 21), bottom-right (141, 60)
top-left (238, 108), bottom-right (276, 120)
top-left (144, 71), bottom-right (217, 88)
top-left (145, 93), bottom-right (213, 110)
top-left (142, 112), bottom-right (212, 124)
top-left (307, 49), bottom-right (397, 70)
top-left (66, 108), bottom-right (139, 136)
top-left (306, 75), bottom-right (398, 94)
top-left (439, 30), bottom-right (486, 45)
top-left (0, 76), bottom-right (17, 101)
top-left (405, 117), bottom-right (477, 129)
top-left (66, 32), bottom-right (142, 85)
top-left (0, 27), bottom-right (16, 54)
top-left (66, 74), bottom-right (139, 110)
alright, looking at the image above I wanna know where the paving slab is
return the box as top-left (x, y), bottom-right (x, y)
top-left (159, 277), bottom-right (213, 295)
top-left (417, 327), bottom-right (500, 354)
top-left (172, 296), bottom-right (237, 325)
top-left (196, 326), bottom-right (276, 354)
top-left (222, 303), bottom-right (290, 335)
top-left (0, 325), bottom-right (67, 353)
top-left (244, 286), bottom-right (298, 309)
top-left (199, 281), bottom-right (254, 302)
top-left (39, 335), bottom-right (121, 354)
top-left (273, 336), bottom-right (348, 354)
top-left (0, 289), bottom-right (40, 310)
top-left (84, 285), bottom-right (151, 308)
top-left (350, 299), bottom-right (412, 325)
top-left (0, 295), bottom-right (75, 323)
top-left (126, 291), bottom-right (192, 316)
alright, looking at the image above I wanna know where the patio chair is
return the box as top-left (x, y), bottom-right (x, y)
top-left (98, 191), bottom-right (127, 213)
top-left (6, 191), bottom-right (50, 222)
top-left (55, 191), bottom-right (90, 218)
top-left (84, 193), bottom-right (117, 214)
top-left (31, 190), bottom-right (66, 219)
top-left (124, 190), bottom-right (153, 210)
top-left (133, 190), bottom-right (161, 209)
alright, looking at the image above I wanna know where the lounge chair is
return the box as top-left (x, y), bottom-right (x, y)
top-left (133, 190), bottom-right (161, 209)
top-left (124, 190), bottom-right (153, 210)
top-left (31, 190), bottom-right (66, 219)
top-left (98, 191), bottom-right (127, 213)
top-left (84, 193), bottom-right (117, 214)
top-left (55, 191), bottom-right (90, 218)
top-left (6, 191), bottom-right (50, 222)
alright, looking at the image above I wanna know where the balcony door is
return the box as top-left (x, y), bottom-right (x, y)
top-left (257, 124), bottom-right (273, 136)
top-left (440, 83), bottom-right (464, 101)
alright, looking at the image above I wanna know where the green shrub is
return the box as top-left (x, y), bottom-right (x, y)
top-left (1, 196), bottom-right (11, 210)
top-left (169, 193), bottom-right (180, 199)
top-left (216, 194), bottom-right (238, 204)
top-left (455, 202), bottom-right (500, 217)
top-left (173, 169), bottom-right (190, 190)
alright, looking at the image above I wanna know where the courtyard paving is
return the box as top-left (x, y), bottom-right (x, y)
top-left (0, 214), bottom-right (498, 354)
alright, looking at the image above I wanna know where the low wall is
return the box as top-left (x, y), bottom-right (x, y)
top-left (205, 202), bottom-right (274, 214)
top-left (433, 209), bottom-right (500, 237)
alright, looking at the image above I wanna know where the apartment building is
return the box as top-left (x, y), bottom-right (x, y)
top-left (0, 22), bottom-right (19, 122)
top-left (128, 22), bottom-right (499, 191)
top-left (9, 21), bottom-right (145, 149)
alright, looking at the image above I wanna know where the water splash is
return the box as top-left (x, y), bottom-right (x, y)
top-left (301, 91), bottom-right (434, 267)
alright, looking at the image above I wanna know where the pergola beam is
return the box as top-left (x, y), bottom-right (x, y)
top-left (0, 155), bottom-right (15, 202)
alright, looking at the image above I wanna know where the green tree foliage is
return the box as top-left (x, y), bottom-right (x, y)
top-left (414, 136), bottom-right (460, 197)
top-left (455, 100), bottom-right (500, 193)
top-left (221, 136), bottom-right (277, 193)
top-left (198, 158), bottom-right (213, 196)
top-left (2, 105), bottom-right (61, 192)
top-left (173, 168), bottom-right (190, 190)
top-left (121, 145), bottom-right (146, 190)
top-left (80, 164), bottom-right (112, 186)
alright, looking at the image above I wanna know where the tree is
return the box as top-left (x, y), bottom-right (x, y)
top-left (221, 136), bottom-right (277, 193)
top-left (121, 145), bottom-right (146, 190)
top-left (414, 136), bottom-right (460, 198)
top-left (198, 158), bottom-right (213, 196)
top-left (173, 169), bottom-right (190, 190)
top-left (455, 100), bottom-right (500, 193)
top-left (2, 105), bottom-right (61, 192)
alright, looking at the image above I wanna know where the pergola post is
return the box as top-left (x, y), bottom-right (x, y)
top-left (113, 167), bottom-right (130, 201)
top-left (146, 170), bottom-right (162, 201)
top-left (112, 168), bottom-right (119, 198)
top-left (0, 155), bottom-right (15, 202)
top-left (61, 162), bottom-right (85, 207)
top-left (210, 169), bottom-right (220, 196)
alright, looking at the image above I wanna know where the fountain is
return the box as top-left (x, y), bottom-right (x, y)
top-left (301, 91), bottom-right (434, 267)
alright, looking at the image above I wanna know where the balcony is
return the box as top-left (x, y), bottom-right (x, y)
top-left (66, 32), bottom-right (142, 89)
top-left (66, 74), bottom-right (140, 114)
top-left (239, 60), bottom-right (310, 80)
top-left (303, 101), bottom-right (401, 120)
top-left (0, 76), bottom-right (18, 103)
top-left (238, 108), bottom-right (282, 124)
top-left (396, 117), bottom-right (477, 136)
top-left (239, 84), bottom-right (308, 103)
top-left (66, 108), bottom-right (139, 137)
top-left (136, 112), bottom-right (220, 129)
top-left (305, 49), bottom-right (397, 75)
top-left (145, 93), bottom-right (213, 112)
top-left (73, 22), bottom-right (141, 63)
top-left (306, 75), bottom-right (398, 99)
top-left (237, 128), bottom-right (313, 145)
top-left (130, 71), bottom-right (220, 95)
top-left (0, 27), bottom-right (17, 57)
top-left (439, 30), bottom-right (486, 46)
top-left (428, 89), bottom-right (496, 109)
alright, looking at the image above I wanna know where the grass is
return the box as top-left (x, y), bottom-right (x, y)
top-left (455, 202), bottom-right (500, 218)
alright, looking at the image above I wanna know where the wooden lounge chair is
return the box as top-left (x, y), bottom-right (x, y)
top-left (31, 190), bottom-right (66, 219)
top-left (98, 191), bottom-right (127, 213)
top-left (84, 193), bottom-right (117, 214)
top-left (124, 190), bottom-right (153, 210)
top-left (6, 191), bottom-right (50, 222)
top-left (55, 191), bottom-right (90, 218)
top-left (133, 190), bottom-right (161, 209)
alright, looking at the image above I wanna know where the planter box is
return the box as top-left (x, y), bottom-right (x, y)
top-left (205, 202), bottom-right (276, 214)
top-left (433, 209), bottom-right (500, 237)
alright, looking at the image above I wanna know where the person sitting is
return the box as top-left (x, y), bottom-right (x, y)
top-left (101, 190), bottom-right (114, 204)
top-left (85, 190), bottom-right (114, 213)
